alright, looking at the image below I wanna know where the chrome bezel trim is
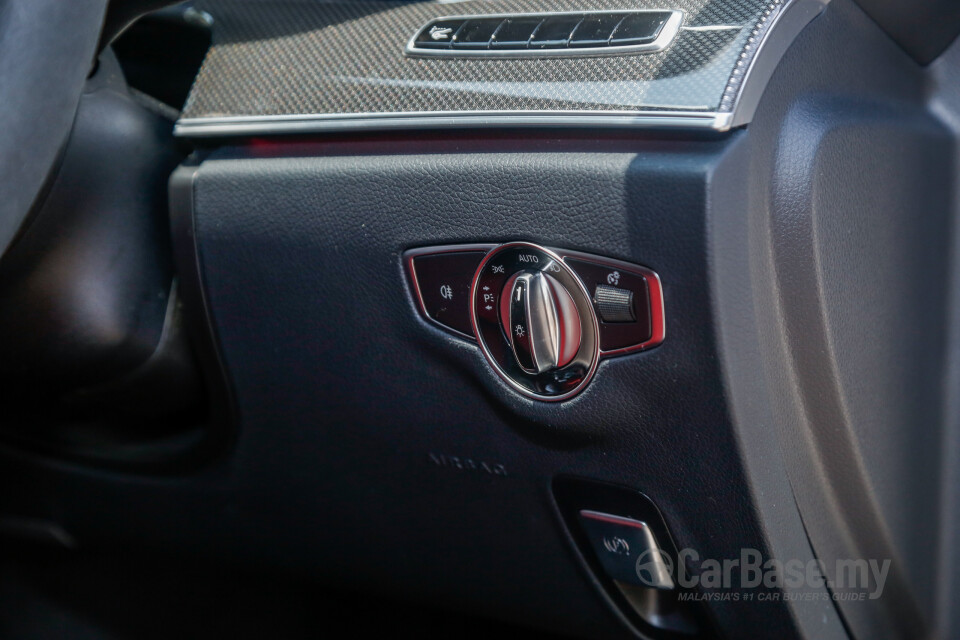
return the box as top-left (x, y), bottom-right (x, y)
top-left (174, 110), bottom-right (732, 138)
top-left (725, 0), bottom-right (829, 125)
top-left (470, 242), bottom-right (601, 403)
top-left (404, 10), bottom-right (683, 59)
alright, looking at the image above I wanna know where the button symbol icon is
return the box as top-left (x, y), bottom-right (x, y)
top-left (603, 536), bottom-right (630, 555)
top-left (483, 293), bottom-right (494, 304)
top-left (440, 285), bottom-right (453, 300)
top-left (429, 26), bottom-right (453, 40)
top-left (491, 265), bottom-right (505, 274)
top-left (607, 270), bottom-right (621, 286)
top-left (546, 262), bottom-right (562, 273)
top-left (515, 324), bottom-right (526, 338)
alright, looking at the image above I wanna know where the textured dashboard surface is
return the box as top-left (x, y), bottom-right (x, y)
top-left (181, 0), bottom-right (783, 120)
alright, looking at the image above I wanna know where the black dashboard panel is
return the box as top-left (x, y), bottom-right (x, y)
top-left (152, 133), bottom-right (807, 639)
top-left (176, 0), bottom-right (826, 135)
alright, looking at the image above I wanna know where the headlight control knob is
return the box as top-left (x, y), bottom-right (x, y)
top-left (471, 242), bottom-right (599, 401)
top-left (501, 270), bottom-right (581, 374)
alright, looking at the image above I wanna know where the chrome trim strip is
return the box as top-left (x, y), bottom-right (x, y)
top-left (404, 10), bottom-right (683, 59)
top-left (174, 110), bottom-right (730, 138)
top-left (725, 0), bottom-right (829, 125)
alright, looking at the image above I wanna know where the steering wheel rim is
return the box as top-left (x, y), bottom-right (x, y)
top-left (0, 0), bottom-right (108, 258)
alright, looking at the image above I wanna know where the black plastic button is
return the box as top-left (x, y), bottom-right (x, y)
top-left (414, 19), bottom-right (465, 49)
top-left (609, 12), bottom-right (669, 46)
top-left (410, 251), bottom-right (487, 337)
top-left (569, 13), bottom-right (626, 48)
top-left (579, 510), bottom-right (675, 589)
top-left (452, 18), bottom-right (503, 49)
top-left (529, 16), bottom-right (582, 49)
top-left (565, 258), bottom-right (651, 352)
top-left (490, 17), bottom-right (543, 49)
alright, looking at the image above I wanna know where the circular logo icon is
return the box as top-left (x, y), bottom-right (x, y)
top-left (635, 548), bottom-right (674, 588)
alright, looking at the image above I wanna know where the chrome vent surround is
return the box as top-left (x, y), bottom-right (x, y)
top-left (406, 10), bottom-right (683, 58)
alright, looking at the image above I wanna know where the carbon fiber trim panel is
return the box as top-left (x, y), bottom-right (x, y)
top-left (177, 0), bottom-right (823, 134)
